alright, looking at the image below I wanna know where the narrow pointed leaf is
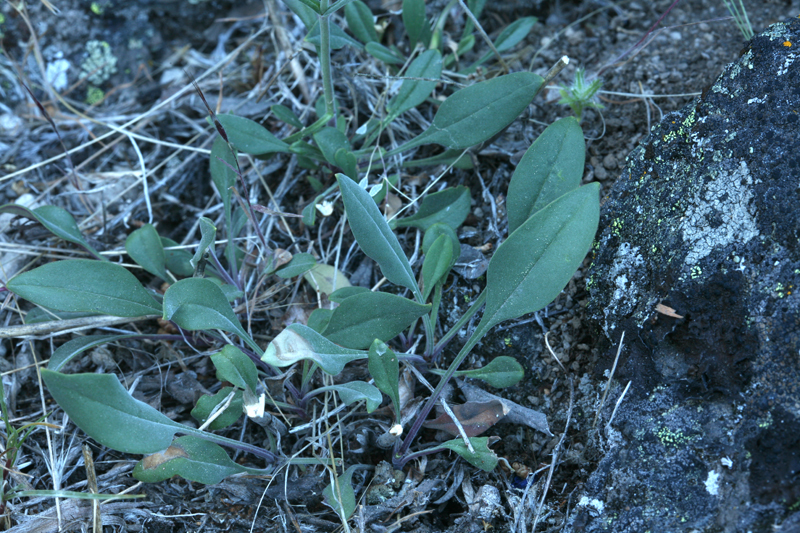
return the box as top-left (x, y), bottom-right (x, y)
top-left (386, 49), bottom-right (442, 120)
top-left (41, 370), bottom-right (184, 454)
top-left (390, 72), bottom-right (543, 154)
top-left (438, 437), bottom-right (499, 472)
top-left (211, 345), bottom-right (258, 392)
top-left (190, 217), bottom-right (217, 270)
top-left (322, 291), bottom-right (430, 349)
top-left (365, 42), bottom-right (405, 65)
top-left (394, 186), bottom-right (470, 231)
top-left (134, 436), bottom-right (257, 484)
top-left (216, 114), bottom-right (290, 155)
top-left (262, 324), bottom-right (367, 375)
top-left (271, 104), bottom-right (303, 128)
top-left (126, 224), bottom-right (167, 279)
top-left (0, 204), bottom-right (103, 260)
top-left (323, 465), bottom-right (358, 521)
top-left (210, 135), bottom-right (237, 211)
top-left (345, 1), bottom-right (377, 44)
top-left (7, 260), bottom-right (160, 317)
top-left (431, 355), bottom-right (524, 388)
top-left (368, 340), bottom-right (401, 419)
top-left (507, 117), bottom-right (585, 233)
top-left (421, 234), bottom-right (453, 301)
top-left (336, 175), bottom-right (418, 294)
top-left (49, 334), bottom-right (136, 372)
top-left (402, 0), bottom-right (427, 47)
top-left (480, 184), bottom-right (599, 332)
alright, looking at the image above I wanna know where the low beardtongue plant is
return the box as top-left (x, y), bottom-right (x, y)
top-left (2, 0), bottom-right (598, 521)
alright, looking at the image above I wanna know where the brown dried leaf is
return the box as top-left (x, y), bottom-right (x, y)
top-left (423, 400), bottom-right (509, 437)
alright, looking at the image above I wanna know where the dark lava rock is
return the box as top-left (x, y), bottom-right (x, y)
top-left (570, 18), bottom-right (800, 533)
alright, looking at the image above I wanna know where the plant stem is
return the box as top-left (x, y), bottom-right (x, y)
top-left (393, 315), bottom-right (490, 468)
top-left (432, 290), bottom-right (486, 357)
top-left (318, 0), bottom-right (336, 123)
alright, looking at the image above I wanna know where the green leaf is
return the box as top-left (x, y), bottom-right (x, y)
top-left (365, 42), bottom-right (405, 65)
top-left (275, 253), bottom-right (317, 278)
top-left (125, 224), bottom-right (167, 279)
top-left (438, 437), bottom-right (498, 472)
top-left (421, 234), bottom-right (453, 302)
top-left (211, 345), bottom-right (258, 393)
top-left (161, 238), bottom-right (195, 277)
top-left (323, 465), bottom-right (359, 521)
top-left (479, 184), bottom-right (600, 332)
top-left (402, 0), bottom-right (427, 47)
top-left (322, 291), bottom-right (430, 349)
top-left (367, 340), bottom-right (400, 421)
top-left (216, 114), bottom-right (291, 155)
top-left (394, 186), bottom-right (470, 231)
top-left (470, 17), bottom-right (537, 68)
top-left (307, 308), bottom-right (333, 333)
top-left (506, 117), bottom-right (585, 233)
top-left (306, 20), bottom-right (363, 50)
top-left (334, 148), bottom-right (358, 180)
top-left (0, 204), bottom-right (103, 260)
top-left (432, 355), bottom-right (524, 388)
top-left (210, 136), bottom-right (237, 212)
top-left (162, 278), bottom-right (260, 355)
top-left (313, 127), bottom-right (350, 165)
top-left (321, 381), bottom-right (382, 412)
top-left (401, 148), bottom-right (473, 169)
top-left (262, 324), bottom-right (367, 375)
top-left (336, 175), bottom-right (419, 295)
top-left (345, 0), bottom-right (377, 44)
top-left (282, 0), bottom-right (320, 26)
top-left (41, 370), bottom-right (184, 454)
top-left (422, 223), bottom-right (460, 258)
top-left (8, 260), bottom-right (160, 317)
top-left (191, 387), bottom-right (243, 430)
top-left (133, 435), bottom-right (255, 484)
top-left (328, 286), bottom-right (370, 302)
top-left (389, 72), bottom-right (544, 154)
top-left (271, 104), bottom-right (303, 128)
top-left (48, 334), bottom-right (135, 372)
top-left (386, 49), bottom-right (442, 121)
top-left (189, 217), bottom-right (217, 270)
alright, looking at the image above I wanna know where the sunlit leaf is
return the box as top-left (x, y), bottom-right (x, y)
top-left (8, 260), bottom-right (160, 317)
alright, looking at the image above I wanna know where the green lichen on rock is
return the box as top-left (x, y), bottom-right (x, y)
top-left (80, 40), bottom-right (117, 86)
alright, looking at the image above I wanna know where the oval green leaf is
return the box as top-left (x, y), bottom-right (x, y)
top-left (421, 234), bottom-right (453, 302)
top-left (191, 387), bottom-right (244, 430)
top-left (337, 175), bottom-right (419, 295)
top-left (367, 340), bottom-right (400, 419)
top-left (322, 291), bottom-right (430, 349)
top-left (438, 437), bottom-right (499, 472)
top-left (262, 324), bottom-right (367, 375)
top-left (216, 114), bottom-right (290, 155)
top-left (345, 0), bottom-right (377, 44)
top-left (275, 253), bottom-right (317, 278)
top-left (390, 71), bottom-right (543, 154)
top-left (42, 370), bottom-right (183, 454)
top-left (507, 116), bottom-right (585, 233)
top-left (211, 345), bottom-right (258, 392)
top-left (126, 223), bottom-right (167, 279)
top-left (7, 259), bottom-right (160, 317)
top-left (480, 183), bottom-right (599, 332)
